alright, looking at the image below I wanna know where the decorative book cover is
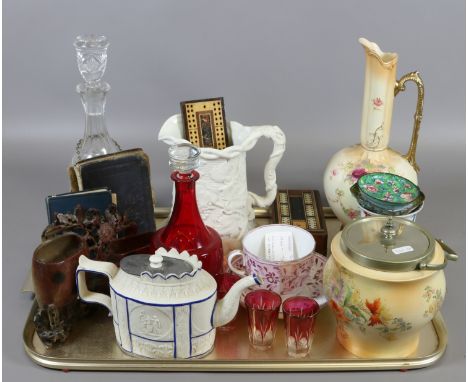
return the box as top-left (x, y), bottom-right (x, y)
top-left (45, 188), bottom-right (113, 224)
top-left (273, 189), bottom-right (328, 256)
top-left (68, 149), bottom-right (155, 233)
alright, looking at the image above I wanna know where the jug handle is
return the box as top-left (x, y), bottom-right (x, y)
top-left (245, 125), bottom-right (286, 208)
top-left (394, 71), bottom-right (424, 173)
top-left (76, 255), bottom-right (118, 313)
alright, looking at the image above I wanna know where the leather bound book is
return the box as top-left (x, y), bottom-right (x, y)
top-left (272, 189), bottom-right (328, 256)
top-left (68, 149), bottom-right (155, 233)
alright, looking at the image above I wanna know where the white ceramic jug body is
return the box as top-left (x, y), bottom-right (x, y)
top-left (159, 115), bottom-right (286, 248)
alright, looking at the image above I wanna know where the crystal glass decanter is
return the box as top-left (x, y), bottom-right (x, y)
top-left (71, 35), bottom-right (121, 165)
top-left (150, 144), bottom-right (223, 277)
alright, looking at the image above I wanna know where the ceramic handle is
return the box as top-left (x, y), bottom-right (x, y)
top-left (394, 71), bottom-right (424, 172)
top-left (243, 125), bottom-right (286, 208)
top-left (76, 255), bottom-right (118, 313)
top-left (227, 250), bottom-right (246, 277)
top-left (419, 239), bottom-right (458, 271)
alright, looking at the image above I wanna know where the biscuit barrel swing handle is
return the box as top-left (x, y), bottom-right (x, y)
top-left (419, 240), bottom-right (458, 271)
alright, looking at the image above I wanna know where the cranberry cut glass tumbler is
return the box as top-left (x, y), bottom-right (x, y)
top-left (245, 290), bottom-right (282, 350)
top-left (282, 296), bottom-right (320, 357)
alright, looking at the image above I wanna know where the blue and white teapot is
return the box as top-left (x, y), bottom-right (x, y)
top-left (76, 248), bottom-right (261, 359)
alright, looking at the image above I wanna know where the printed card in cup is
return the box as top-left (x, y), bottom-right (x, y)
top-left (264, 231), bottom-right (295, 261)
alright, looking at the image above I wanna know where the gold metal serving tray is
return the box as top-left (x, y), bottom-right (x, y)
top-left (23, 207), bottom-right (448, 371)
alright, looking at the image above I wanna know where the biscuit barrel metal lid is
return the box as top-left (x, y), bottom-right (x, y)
top-left (340, 216), bottom-right (457, 272)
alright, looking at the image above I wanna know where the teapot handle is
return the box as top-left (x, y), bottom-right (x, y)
top-left (76, 255), bottom-right (118, 313)
top-left (244, 125), bottom-right (286, 208)
top-left (394, 71), bottom-right (424, 172)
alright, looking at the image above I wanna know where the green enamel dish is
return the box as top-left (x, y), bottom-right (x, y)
top-left (351, 173), bottom-right (424, 214)
top-left (350, 184), bottom-right (423, 216)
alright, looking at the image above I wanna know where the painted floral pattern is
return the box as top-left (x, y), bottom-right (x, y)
top-left (325, 265), bottom-right (412, 340)
top-left (329, 159), bottom-right (394, 187)
top-left (331, 189), bottom-right (360, 220)
top-left (328, 159), bottom-right (396, 221)
top-left (351, 168), bottom-right (367, 182)
top-left (358, 173), bottom-right (420, 204)
top-left (236, 253), bottom-right (326, 303)
top-left (372, 97), bottom-right (384, 108)
top-left (245, 253), bottom-right (320, 294)
top-left (422, 286), bottom-right (443, 318)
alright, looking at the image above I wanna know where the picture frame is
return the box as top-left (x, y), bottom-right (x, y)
top-left (180, 97), bottom-right (229, 149)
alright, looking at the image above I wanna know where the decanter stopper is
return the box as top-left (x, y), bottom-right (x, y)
top-left (74, 35), bottom-right (109, 86)
top-left (168, 144), bottom-right (201, 173)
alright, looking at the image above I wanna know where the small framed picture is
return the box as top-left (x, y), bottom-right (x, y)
top-left (180, 97), bottom-right (229, 149)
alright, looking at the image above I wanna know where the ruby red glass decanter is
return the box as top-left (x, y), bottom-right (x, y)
top-left (71, 35), bottom-right (121, 165)
top-left (150, 143), bottom-right (223, 277)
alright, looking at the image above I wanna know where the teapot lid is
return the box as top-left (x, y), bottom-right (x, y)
top-left (340, 216), bottom-right (435, 272)
top-left (120, 248), bottom-right (201, 280)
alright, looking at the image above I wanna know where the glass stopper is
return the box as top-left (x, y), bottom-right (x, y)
top-left (168, 143), bottom-right (200, 173)
top-left (74, 35), bottom-right (109, 86)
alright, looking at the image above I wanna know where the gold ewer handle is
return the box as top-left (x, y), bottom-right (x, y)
top-left (394, 71), bottom-right (424, 172)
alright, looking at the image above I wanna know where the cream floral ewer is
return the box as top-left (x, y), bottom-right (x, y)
top-left (323, 38), bottom-right (424, 223)
top-left (159, 115), bottom-right (286, 249)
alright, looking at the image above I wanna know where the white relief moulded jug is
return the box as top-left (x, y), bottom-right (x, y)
top-left (323, 38), bottom-right (424, 223)
top-left (159, 115), bottom-right (286, 249)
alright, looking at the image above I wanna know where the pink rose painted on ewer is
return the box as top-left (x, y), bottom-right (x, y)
top-left (351, 168), bottom-right (367, 182)
top-left (347, 209), bottom-right (359, 220)
top-left (372, 97), bottom-right (383, 108)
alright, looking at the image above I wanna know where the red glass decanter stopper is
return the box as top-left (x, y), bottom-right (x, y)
top-left (150, 144), bottom-right (223, 277)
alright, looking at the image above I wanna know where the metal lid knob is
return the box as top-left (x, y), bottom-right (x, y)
top-left (380, 217), bottom-right (397, 244)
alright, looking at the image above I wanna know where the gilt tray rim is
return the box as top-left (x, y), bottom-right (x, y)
top-left (23, 302), bottom-right (447, 371)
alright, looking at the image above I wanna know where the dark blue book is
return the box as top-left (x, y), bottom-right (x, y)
top-left (45, 188), bottom-right (113, 224)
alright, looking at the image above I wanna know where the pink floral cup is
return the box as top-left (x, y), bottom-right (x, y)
top-left (227, 224), bottom-right (317, 296)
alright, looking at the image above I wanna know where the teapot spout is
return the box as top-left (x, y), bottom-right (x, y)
top-left (213, 274), bottom-right (262, 328)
